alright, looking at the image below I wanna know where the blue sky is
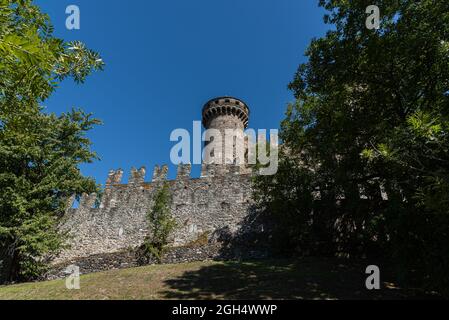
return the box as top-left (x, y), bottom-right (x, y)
top-left (35, 0), bottom-right (328, 184)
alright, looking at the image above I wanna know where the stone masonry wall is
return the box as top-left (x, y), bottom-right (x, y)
top-left (54, 164), bottom-right (254, 264)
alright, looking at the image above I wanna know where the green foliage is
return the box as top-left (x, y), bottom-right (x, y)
top-left (254, 0), bottom-right (449, 295)
top-left (142, 183), bottom-right (176, 263)
top-left (0, 0), bottom-right (104, 281)
top-left (0, 0), bottom-right (104, 103)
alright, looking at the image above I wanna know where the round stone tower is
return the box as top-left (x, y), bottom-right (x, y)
top-left (202, 96), bottom-right (250, 166)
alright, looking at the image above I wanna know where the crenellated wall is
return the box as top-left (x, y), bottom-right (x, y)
top-left (54, 164), bottom-right (254, 264)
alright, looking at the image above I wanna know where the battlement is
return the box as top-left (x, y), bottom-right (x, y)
top-left (73, 162), bottom-right (390, 213)
top-left (104, 163), bottom-right (249, 187)
top-left (69, 163), bottom-right (251, 211)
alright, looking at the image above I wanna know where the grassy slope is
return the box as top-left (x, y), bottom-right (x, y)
top-left (0, 258), bottom-right (438, 300)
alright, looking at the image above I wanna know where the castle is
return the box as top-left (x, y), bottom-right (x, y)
top-left (56, 97), bottom-right (256, 264)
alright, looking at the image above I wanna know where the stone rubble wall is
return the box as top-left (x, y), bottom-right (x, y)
top-left (55, 164), bottom-right (254, 264)
top-left (45, 241), bottom-right (270, 281)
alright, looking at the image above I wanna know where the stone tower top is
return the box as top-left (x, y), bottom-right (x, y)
top-left (202, 97), bottom-right (250, 167)
top-left (202, 96), bottom-right (250, 129)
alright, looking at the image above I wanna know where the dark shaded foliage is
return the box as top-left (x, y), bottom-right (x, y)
top-left (253, 0), bottom-right (449, 297)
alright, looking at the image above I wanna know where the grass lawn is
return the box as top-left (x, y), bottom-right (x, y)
top-left (0, 258), bottom-right (439, 300)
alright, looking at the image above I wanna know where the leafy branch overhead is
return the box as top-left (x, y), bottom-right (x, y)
top-left (0, 0), bottom-right (104, 103)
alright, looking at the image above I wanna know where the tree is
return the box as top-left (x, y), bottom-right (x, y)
top-left (254, 0), bottom-right (449, 295)
top-left (0, 0), bottom-right (104, 282)
top-left (142, 183), bottom-right (176, 263)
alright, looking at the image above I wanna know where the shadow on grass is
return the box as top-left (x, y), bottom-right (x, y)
top-left (162, 258), bottom-right (439, 300)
